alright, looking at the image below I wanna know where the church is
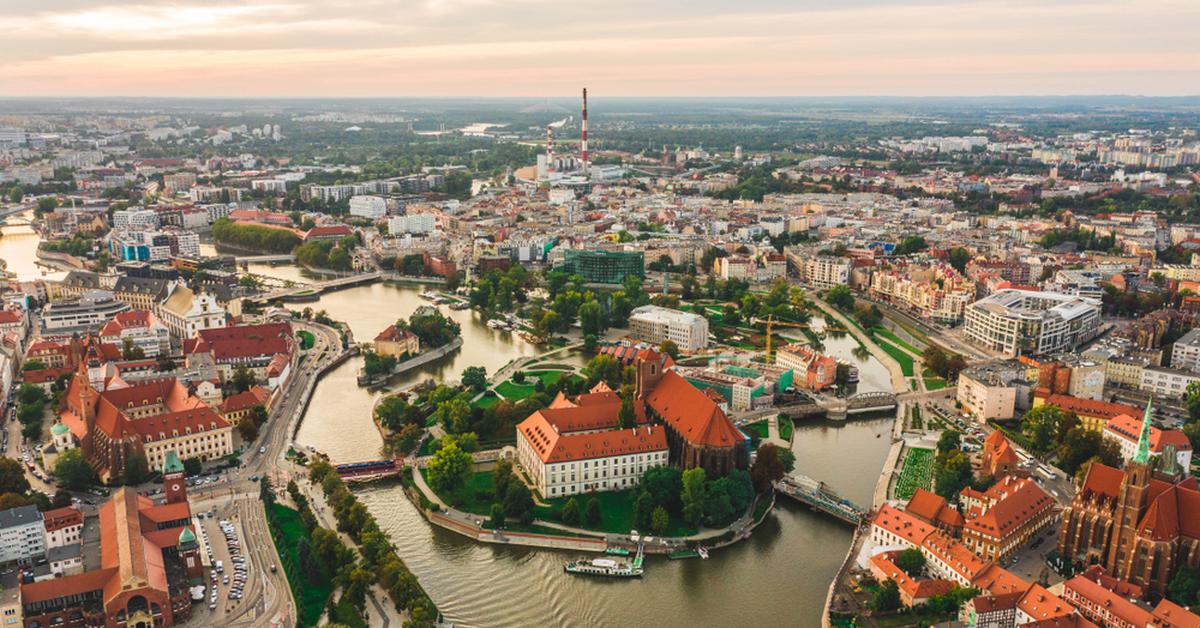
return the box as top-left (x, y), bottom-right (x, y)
top-left (1056, 400), bottom-right (1200, 596)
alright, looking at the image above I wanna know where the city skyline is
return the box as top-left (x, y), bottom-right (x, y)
top-left (2, 0), bottom-right (1198, 98)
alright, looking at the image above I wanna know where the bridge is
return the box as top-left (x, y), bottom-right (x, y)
top-left (0, 217), bottom-right (33, 227)
top-left (237, 254), bottom-right (294, 263)
top-left (247, 271), bottom-right (382, 303)
top-left (336, 458), bottom-right (405, 482)
top-left (775, 472), bottom-right (866, 526)
top-left (773, 391), bottom-right (898, 421)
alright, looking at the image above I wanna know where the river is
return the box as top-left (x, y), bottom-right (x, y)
top-left (12, 236), bottom-right (895, 627)
top-left (0, 211), bottom-right (67, 282)
top-left (241, 260), bottom-right (893, 628)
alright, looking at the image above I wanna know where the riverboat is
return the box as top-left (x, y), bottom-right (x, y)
top-left (564, 556), bottom-right (643, 578)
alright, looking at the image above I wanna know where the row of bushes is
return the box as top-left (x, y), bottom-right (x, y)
top-left (308, 460), bottom-right (439, 625)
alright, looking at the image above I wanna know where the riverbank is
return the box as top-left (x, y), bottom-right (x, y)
top-left (397, 464), bottom-right (779, 558)
top-left (813, 295), bottom-right (911, 627)
top-left (358, 337), bottom-right (464, 387)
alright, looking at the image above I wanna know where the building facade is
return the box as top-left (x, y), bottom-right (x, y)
top-left (628, 305), bottom-right (709, 353)
top-left (963, 289), bottom-right (1101, 357)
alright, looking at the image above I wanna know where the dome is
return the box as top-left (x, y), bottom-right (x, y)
top-left (178, 527), bottom-right (196, 544)
top-left (51, 423), bottom-right (69, 436)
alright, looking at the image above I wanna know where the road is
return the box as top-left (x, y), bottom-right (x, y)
top-left (188, 318), bottom-right (347, 628)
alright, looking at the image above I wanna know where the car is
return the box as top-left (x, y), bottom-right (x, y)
top-left (209, 603), bottom-right (216, 610)
top-left (259, 446), bottom-right (266, 454)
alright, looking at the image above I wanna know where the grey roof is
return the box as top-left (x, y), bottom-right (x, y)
top-left (113, 275), bottom-right (171, 298)
top-left (0, 505), bottom-right (42, 529)
top-left (46, 543), bottom-right (82, 562)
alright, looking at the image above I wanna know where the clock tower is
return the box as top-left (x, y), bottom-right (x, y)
top-left (162, 450), bottom-right (188, 505)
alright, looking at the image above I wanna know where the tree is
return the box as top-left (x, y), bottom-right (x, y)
top-left (651, 506), bottom-right (669, 534)
top-left (1058, 427), bottom-right (1121, 475)
top-left (493, 459), bottom-right (513, 498)
top-left (895, 548), bottom-right (926, 578)
top-left (641, 466), bottom-right (683, 514)
top-left (237, 418), bottom-right (260, 441)
top-left (618, 384), bottom-right (637, 429)
top-left (658, 340), bottom-right (680, 360)
top-left (935, 451), bottom-right (974, 500)
top-left (1169, 565), bottom-right (1200, 607)
top-left (585, 497), bottom-right (602, 525)
top-left (937, 430), bottom-right (961, 454)
top-left (183, 457), bottom-right (203, 476)
top-left (426, 441), bottom-right (473, 494)
top-left (578, 300), bottom-right (606, 337)
top-left (585, 354), bottom-right (621, 389)
top-left (125, 453), bottom-right (150, 485)
top-left (230, 365), bottom-right (256, 393)
top-left (893, 235), bottom-right (928, 256)
top-left (825, 284), bottom-right (855, 311)
top-left (634, 491), bottom-right (654, 528)
top-left (948, 247), bottom-right (972, 274)
top-left (489, 503), bottom-right (505, 529)
top-left (0, 458), bottom-right (30, 495)
top-left (461, 366), bottom-right (488, 393)
top-left (750, 443), bottom-right (787, 493)
top-left (681, 468), bottom-right (707, 526)
top-left (1021, 405), bottom-right (1070, 454)
top-left (7, 186), bottom-right (23, 203)
top-left (777, 447), bottom-right (796, 473)
top-left (503, 481), bottom-right (534, 525)
top-left (561, 497), bottom-right (580, 525)
top-left (54, 449), bottom-right (96, 490)
top-left (871, 580), bottom-right (901, 612)
top-left (16, 384), bottom-right (44, 405)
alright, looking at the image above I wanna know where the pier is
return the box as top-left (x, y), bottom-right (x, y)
top-left (775, 472), bottom-right (866, 526)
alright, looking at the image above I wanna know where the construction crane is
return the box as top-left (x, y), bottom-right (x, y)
top-left (752, 314), bottom-right (817, 362)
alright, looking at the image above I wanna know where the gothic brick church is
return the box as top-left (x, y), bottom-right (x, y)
top-left (1057, 400), bottom-right (1200, 596)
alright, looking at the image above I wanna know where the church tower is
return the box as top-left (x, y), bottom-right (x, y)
top-left (162, 450), bottom-right (188, 505)
top-left (1107, 399), bottom-right (1154, 579)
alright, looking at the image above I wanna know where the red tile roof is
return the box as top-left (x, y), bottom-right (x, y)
top-left (185, 322), bottom-right (293, 361)
top-left (964, 477), bottom-right (1054, 540)
top-left (871, 504), bottom-right (935, 547)
top-left (1105, 413), bottom-right (1193, 453)
top-left (645, 370), bottom-right (743, 449)
top-left (1041, 393), bottom-right (1142, 421)
top-left (518, 411), bottom-right (666, 463)
top-left (905, 488), bottom-right (964, 530)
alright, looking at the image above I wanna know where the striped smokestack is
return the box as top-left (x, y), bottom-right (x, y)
top-left (582, 87), bottom-right (589, 178)
top-left (546, 125), bottom-right (555, 175)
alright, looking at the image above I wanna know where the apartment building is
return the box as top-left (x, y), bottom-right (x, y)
top-left (963, 289), bottom-right (1101, 357)
top-left (349, 195), bottom-right (388, 219)
top-left (957, 362), bottom-right (1023, 420)
top-left (1170, 327), bottom-right (1200, 373)
top-left (628, 305), bottom-right (709, 353)
top-left (0, 506), bottom-right (45, 565)
top-left (1139, 365), bottom-right (1200, 399)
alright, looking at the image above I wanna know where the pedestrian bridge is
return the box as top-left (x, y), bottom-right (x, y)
top-left (247, 270), bottom-right (382, 303)
top-left (775, 473), bottom-right (865, 526)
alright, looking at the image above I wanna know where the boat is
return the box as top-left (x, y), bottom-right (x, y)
top-left (449, 302), bottom-right (470, 310)
top-left (418, 290), bottom-right (439, 301)
top-left (605, 547), bottom-right (631, 557)
top-left (564, 556), bottom-right (643, 578)
top-left (668, 549), bottom-right (700, 560)
top-left (697, 547), bottom-right (709, 560)
top-left (486, 319), bottom-right (511, 331)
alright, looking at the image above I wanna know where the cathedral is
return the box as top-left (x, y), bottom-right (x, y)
top-left (1057, 400), bottom-right (1200, 597)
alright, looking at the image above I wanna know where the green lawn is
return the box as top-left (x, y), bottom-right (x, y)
top-left (778, 416), bottom-right (794, 442)
top-left (420, 468), bottom-right (497, 516)
top-left (472, 393), bottom-right (500, 410)
top-left (535, 489), bottom-right (697, 537)
top-left (872, 326), bottom-right (922, 356)
top-left (268, 504), bottom-right (333, 628)
top-left (297, 330), bottom-right (315, 350)
top-left (924, 377), bottom-right (948, 391)
top-left (742, 420), bottom-right (769, 440)
top-left (495, 371), bottom-right (581, 401)
top-left (894, 447), bottom-right (934, 501)
top-left (873, 337), bottom-right (915, 376)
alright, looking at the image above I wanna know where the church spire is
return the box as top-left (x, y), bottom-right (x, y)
top-left (1133, 397), bottom-right (1154, 465)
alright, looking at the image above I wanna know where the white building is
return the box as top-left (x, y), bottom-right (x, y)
top-left (251, 179), bottom-right (288, 194)
top-left (962, 289), bottom-right (1101, 357)
top-left (0, 506), bottom-right (46, 565)
top-left (516, 410), bottom-right (668, 498)
top-left (387, 214), bottom-right (436, 235)
top-left (628, 305), bottom-right (709, 353)
top-left (804, 256), bottom-right (853, 290)
top-left (40, 291), bottom-right (130, 332)
top-left (157, 282), bottom-right (226, 339)
top-left (112, 209), bottom-right (159, 231)
top-left (1170, 328), bottom-right (1200, 373)
top-left (1139, 365), bottom-right (1200, 399)
top-left (1102, 412), bottom-right (1193, 470)
top-left (349, 195), bottom-right (388, 219)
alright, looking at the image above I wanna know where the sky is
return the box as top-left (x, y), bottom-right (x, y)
top-left (1, 0), bottom-right (1197, 98)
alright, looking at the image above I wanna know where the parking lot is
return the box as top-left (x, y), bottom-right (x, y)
top-left (196, 513), bottom-right (253, 618)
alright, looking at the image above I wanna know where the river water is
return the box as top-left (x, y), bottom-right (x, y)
top-left (13, 237), bottom-right (894, 627)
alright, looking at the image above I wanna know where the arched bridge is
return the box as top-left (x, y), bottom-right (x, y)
top-left (846, 391), bottom-right (897, 412)
top-left (776, 472), bottom-right (865, 526)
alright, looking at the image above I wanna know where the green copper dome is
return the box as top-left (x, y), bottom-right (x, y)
top-left (50, 423), bottom-right (69, 436)
top-left (163, 450), bottom-right (186, 475)
top-left (178, 527), bottom-right (196, 544)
